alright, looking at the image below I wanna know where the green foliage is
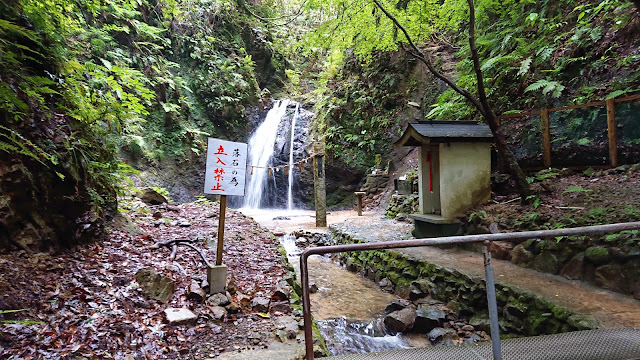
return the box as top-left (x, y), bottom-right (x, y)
top-left (0, 0), bottom-right (274, 211)
top-left (562, 185), bottom-right (592, 195)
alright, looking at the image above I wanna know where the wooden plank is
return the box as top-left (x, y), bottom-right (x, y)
top-left (497, 93), bottom-right (640, 121)
top-left (613, 93), bottom-right (640, 103)
top-left (607, 98), bottom-right (618, 168)
top-left (540, 109), bottom-right (552, 168)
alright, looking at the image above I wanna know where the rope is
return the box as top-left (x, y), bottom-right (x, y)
top-left (246, 153), bottom-right (321, 174)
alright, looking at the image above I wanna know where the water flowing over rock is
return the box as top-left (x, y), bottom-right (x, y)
top-left (240, 99), bottom-right (313, 209)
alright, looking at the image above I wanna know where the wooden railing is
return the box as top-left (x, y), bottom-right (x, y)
top-left (497, 94), bottom-right (640, 168)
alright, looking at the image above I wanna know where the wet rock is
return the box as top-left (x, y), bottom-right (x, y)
top-left (567, 315), bottom-right (597, 330)
top-left (463, 333), bottom-right (484, 344)
top-left (251, 297), bottom-right (270, 312)
top-left (210, 306), bottom-right (227, 321)
top-left (409, 279), bottom-right (433, 301)
top-left (594, 264), bottom-right (626, 293)
top-left (561, 253), bottom-right (585, 280)
top-left (413, 307), bottom-right (446, 333)
top-left (511, 244), bottom-right (534, 266)
top-left (585, 246), bottom-right (610, 265)
top-left (271, 286), bottom-right (290, 301)
top-left (270, 301), bottom-right (291, 313)
top-left (295, 237), bottom-right (308, 247)
top-left (384, 299), bottom-right (411, 314)
top-left (469, 314), bottom-right (491, 332)
top-left (187, 280), bottom-right (206, 302)
top-left (428, 327), bottom-right (459, 346)
top-left (309, 282), bottom-right (319, 293)
top-left (383, 306), bottom-right (416, 333)
top-left (152, 211), bottom-right (162, 219)
top-left (207, 293), bottom-right (230, 307)
top-left (140, 188), bottom-right (168, 205)
top-left (532, 252), bottom-right (558, 274)
top-left (136, 268), bottom-right (174, 303)
top-left (164, 307), bottom-right (197, 325)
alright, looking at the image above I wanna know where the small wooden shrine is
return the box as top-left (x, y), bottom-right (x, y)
top-left (395, 121), bottom-right (494, 237)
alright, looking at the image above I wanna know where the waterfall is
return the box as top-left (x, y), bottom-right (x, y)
top-left (287, 104), bottom-right (300, 211)
top-left (242, 99), bottom-right (290, 209)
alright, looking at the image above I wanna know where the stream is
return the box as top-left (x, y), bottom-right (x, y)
top-left (279, 232), bottom-right (418, 356)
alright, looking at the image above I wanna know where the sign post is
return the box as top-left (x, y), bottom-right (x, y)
top-left (204, 138), bottom-right (247, 294)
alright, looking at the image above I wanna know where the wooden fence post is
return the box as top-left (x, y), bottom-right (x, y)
top-left (313, 142), bottom-right (327, 227)
top-left (540, 109), bottom-right (552, 168)
top-left (606, 99), bottom-right (618, 167)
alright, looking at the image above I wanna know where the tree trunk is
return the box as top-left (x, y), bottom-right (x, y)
top-left (484, 113), bottom-right (532, 199)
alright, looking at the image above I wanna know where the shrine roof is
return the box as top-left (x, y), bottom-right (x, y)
top-left (395, 121), bottom-right (494, 146)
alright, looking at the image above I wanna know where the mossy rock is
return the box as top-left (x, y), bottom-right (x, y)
top-left (532, 252), bottom-right (559, 274)
top-left (585, 246), bottom-right (610, 264)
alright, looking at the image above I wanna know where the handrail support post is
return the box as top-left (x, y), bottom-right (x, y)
top-left (483, 241), bottom-right (503, 360)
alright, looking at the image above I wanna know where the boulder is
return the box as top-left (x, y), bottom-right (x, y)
top-left (275, 316), bottom-right (299, 339)
top-left (271, 286), bottom-right (290, 301)
top-left (594, 264), bottom-right (626, 293)
top-left (560, 253), bottom-right (585, 280)
top-left (511, 244), bottom-right (534, 266)
top-left (532, 252), bottom-right (559, 274)
top-left (585, 246), bottom-right (610, 265)
top-left (210, 305), bottom-right (227, 321)
top-left (567, 315), bottom-right (597, 330)
top-left (428, 327), bottom-right (459, 346)
top-left (187, 280), bottom-right (206, 302)
top-left (136, 268), bottom-right (174, 303)
top-left (140, 188), bottom-right (168, 205)
top-left (207, 293), bottom-right (229, 307)
top-left (383, 307), bottom-right (416, 333)
top-left (384, 299), bottom-right (411, 314)
top-left (251, 297), bottom-right (270, 312)
top-left (270, 301), bottom-right (291, 313)
top-left (164, 308), bottom-right (197, 325)
top-left (413, 307), bottom-right (447, 333)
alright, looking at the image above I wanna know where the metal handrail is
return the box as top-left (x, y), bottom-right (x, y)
top-left (300, 221), bottom-right (640, 360)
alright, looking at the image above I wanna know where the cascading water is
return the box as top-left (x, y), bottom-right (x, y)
top-left (242, 100), bottom-right (290, 209)
top-left (287, 104), bottom-right (300, 211)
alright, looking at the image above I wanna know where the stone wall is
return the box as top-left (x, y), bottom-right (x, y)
top-left (329, 228), bottom-right (596, 336)
top-left (385, 194), bottom-right (419, 222)
top-left (506, 234), bottom-right (640, 300)
top-left (358, 174), bottom-right (389, 207)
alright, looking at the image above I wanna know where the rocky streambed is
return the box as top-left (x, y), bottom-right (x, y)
top-left (288, 230), bottom-right (491, 357)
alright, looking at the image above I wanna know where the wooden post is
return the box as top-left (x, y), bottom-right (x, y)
top-left (540, 109), bottom-right (552, 168)
top-left (607, 98), bottom-right (618, 167)
top-left (313, 142), bottom-right (327, 227)
top-left (216, 195), bottom-right (227, 265)
top-left (355, 192), bottom-right (366, 216)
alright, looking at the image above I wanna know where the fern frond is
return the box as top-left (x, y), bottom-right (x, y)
top-left (525, 79), bottom-right (552, 92)
top-left (518, 57), bottom-right (532, 76)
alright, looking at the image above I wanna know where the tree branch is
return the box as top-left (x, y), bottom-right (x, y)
top-left (370, 0), bottom-right (487, 118)
top-left (467, 0), bottom-right (493, 120)
top-left (238, 0), bottom-right (307, 25)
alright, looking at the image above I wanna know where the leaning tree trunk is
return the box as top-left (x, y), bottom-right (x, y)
top-left (372, 0), bottom-right (533, 200)
top-left (484, 114), bottom-right (533, 199)
top-left (466, 0), bottom-right (532, 200)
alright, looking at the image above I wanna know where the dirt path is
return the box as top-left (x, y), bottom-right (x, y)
top-left (332, 216), bottom-right (640, 329)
